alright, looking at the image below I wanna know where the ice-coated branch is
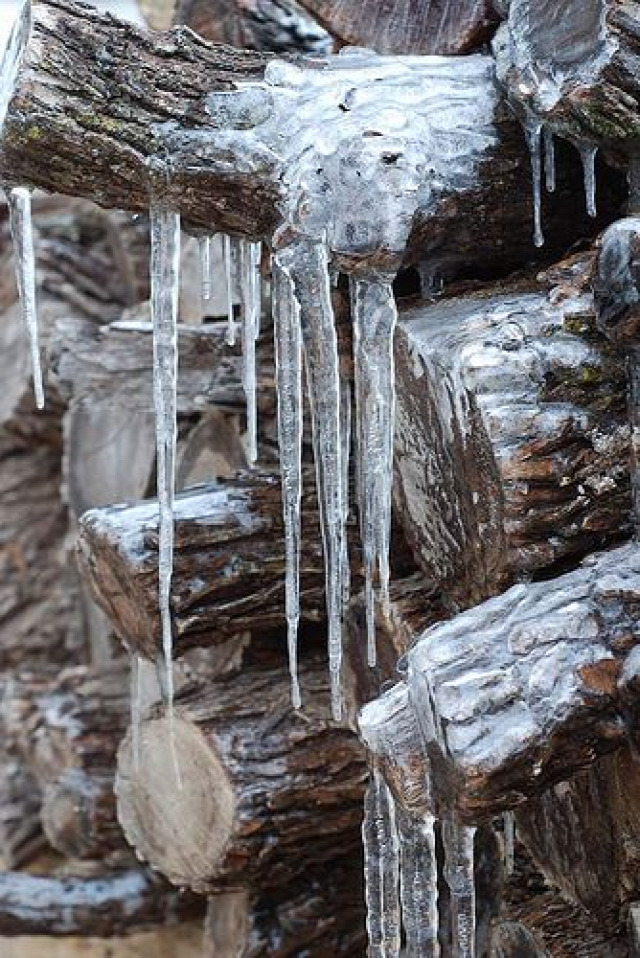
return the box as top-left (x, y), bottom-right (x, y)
top-left (0, 0), bottom-right (615, 273)
top-left (360, 541), bottom-right (640, 824)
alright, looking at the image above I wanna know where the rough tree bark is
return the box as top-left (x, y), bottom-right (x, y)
top-left (0, 0), bottom-right (624, 276)
top-left (116, 659), bottom-right (366, 894)
top-left (174, 0), bottom-right (332, 53)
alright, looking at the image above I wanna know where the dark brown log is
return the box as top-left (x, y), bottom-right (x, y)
top-left (204, 853), bottom-right (366, 956)
top-left (360, 541), bottom-right (640, 824)
top-left (494, 0), bottom-right (640, 151)
top-left (394, 268), bottom-right (630, 606)
top-left (0, 0), bottom-right (622, 276)
top-left (515, 745), bottom-right (640, 934)
top-left (174, 0), bottom-right (333, 54)
top-left (77, 469), bottom-right (335, 659)
top-left (116, 658), bottom-right (366, 894)
top-left (0, 865), bottom-right (203, 936)
top-left (294, 0), bottom-right (498, 54)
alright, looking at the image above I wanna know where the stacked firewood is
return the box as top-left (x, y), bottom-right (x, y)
top-left (3, 0), bottom-right (640, 956)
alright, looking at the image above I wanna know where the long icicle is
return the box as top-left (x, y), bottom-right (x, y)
top-left (443, 818), bottom-right (477, 958)
top-left (544, 128), bottom-right (556, 193)
top-left (272, 254), bottom-right (303, 709)
top-left (398, 809), bottom-right (440, 957)
top-left (199, 235), bottom-right (212, 301)
top-left (363, 764), bottom-right (401, 958)
top-left (149, 203), bottom-right (181, 724)
top-left (524, 121), bottom-right (544, 248)
top-left (8, 187), bottom-right (44, 409)
top-left (222, 234), bottom-right (236, 346)
top-left (239, 240), bottom-right (261, 465)
top-left (579, 144), bottom-right (598, 218)
top-left (280, 237), bottom-right (345, 720)
top-left (351, 275), bottom-right (397, 667)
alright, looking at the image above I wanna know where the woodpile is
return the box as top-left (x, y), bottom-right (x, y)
top-left (3, 0), bottom-right (640, 955)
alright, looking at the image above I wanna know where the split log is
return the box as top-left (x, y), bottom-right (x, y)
top-left (116, 659), bottom-right (366, 893)
top-left (394, 272), bottom-right (630, 606)
top-left (494, 0), bottom-right (640, 151)
top-left (204, 853), bottom-right (366, 956)
top-left (174, 0), bottom-right (333, 53)
top-left (0, 866), bottom-right (203, 936)
top-left (294, 0), bottom-right (498, 54)
top-left (0, 923), bottom-right (206, 958)
top-left (0, 0), bottom-right (623, 276)
top-left (77, 469), bottom-right (335, 659)
top-left (515, 745), bottom-right (640, 933)
top-left (360, 541), bottom-right (640, 824)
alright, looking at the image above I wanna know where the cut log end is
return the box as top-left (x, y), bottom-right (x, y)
top-left (116, 716), bottom-right (236, 892)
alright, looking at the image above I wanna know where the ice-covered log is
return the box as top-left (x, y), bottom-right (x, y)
top-left (174, 0), bottom-right (332, 53)
top-left (293, 0), bottom-right (498, 54)
top-left (204, 853), bottom-right (366, 956)
top-left (77, 469), bottom-right (356, 659)
top-left (0, 866), bottom-right (203, 936)
top-left (594, 217), bottom-right (640, 346)
top-left (116, 659), bottom-right (366, 893)
top-left (515, 745), bottom-right (640, 933)
top-left (394, 273), bottom-right (630, 605)
top-left (360, 542), bottom-right (640, 823)
top-left (0, 0), bottom-right (621, 276)
top-left (494, 0), bottom-right (640, 151)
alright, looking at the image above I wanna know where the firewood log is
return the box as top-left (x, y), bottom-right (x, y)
top-left (293, 0), bottom-right (498, 54)
top-left (174, 0), bottom-right (333, 54)
top-left (594, 217), bottom-right (640, 346)
top-left (0, 753), bottom-right (44, 869)
top-left (360, 541), bottom-right (640, 824)
top-left (515, 745), bottom-right (640, 934)
top-left (0, 864), bottom-right (203, 936)
top-left (115, 658), bottom-right (366, 894)
top-left (77, 468), bottom-right (347, 659)
top-left (0, 0), bottom-right (623, 277)
top-left (394, 268), bottom-right (630, 606)
top-left (494, 0), bottom-right (640, 152)
top-left (204, 854), bottom-right (366, 956)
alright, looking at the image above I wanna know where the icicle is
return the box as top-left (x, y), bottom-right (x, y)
top-left (149, 203), bottom-right (181, 723)
top-left (579, 144), bottom-right (598, 218)
top-left (272, 254), bottom-right (303, 709)
top-left (398, 809), bottom-right (440, 957)
top-left (239, 239), bottom-right (261, 465)
top-left (279, 237), bottom-right (346, 720)
top-left (351, 276), bottom-right (397, 668)
top-left (443, 818), bottom-right (476, 958)
top-left (8, 187), bottom-right (44, 409)
top-left (503, 811), bottom-right (515, 876)
top-left (544, 128), bottom-right (556, 193)
top-left (199, 235), bottom-right (212, 301)
top-left (362, 765), bottom-right (401, 958)
top-left (524, 122), bottom-right (544, 247)
top-left (222, 235), bottom-right (237, 346)
top-left (340, 380), bottom-right (352, 610)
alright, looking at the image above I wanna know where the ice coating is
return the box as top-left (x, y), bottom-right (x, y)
top-left (272, 253), bottom-right (303, 709)
top-left (443, 819), bottom-right (477, 958)
top-left (398, 810), bottom-right (440, 957)
top-left (362, 765), bottom-right (401, 958)
top-left (239, 240), bottom-right (261, 464)
top-left (8, 187), bottom-right (44, 409)
top-left (351, 275), bottom-right (397, 667)
top-left (0, 0), bottom-right (30, 133)
top-left (149, 203), bottom-right (181, 716)
top-left (277, 237), bottom-right (346, 721)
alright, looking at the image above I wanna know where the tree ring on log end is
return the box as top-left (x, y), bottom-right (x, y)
top-left (116, 716), bottom-right (235, 892)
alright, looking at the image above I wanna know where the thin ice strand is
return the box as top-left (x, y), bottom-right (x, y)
top-left (199, 235), bottom-right (212, 301)
top-left (443, 818), bottom-right (477, 958)
top-left (239, 240), bottom-right (261, 465)
top-left (579, 144), bottom-right (598, 218)
top-left (8, 187), bottom-right (44, 409)
top-left (222, 234), bottom-right (237, 346)
top-left (524, 122), bottom-right (544, 247)
top-left (544, 128), bottom-right (556, 193)
top-left (398, 809), bottom-right (440, 957)
top-left (351, 275), bottom-right (397, 667)
top-left (272, 254), bottom-right (303, 709)
top-left (280, 237), bottom-right (345, 720)
top-left (362, 765), bottom-right (401, 958)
